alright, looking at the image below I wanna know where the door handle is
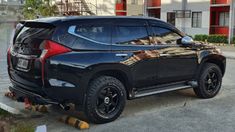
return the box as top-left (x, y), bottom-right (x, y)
top-left (115, 53), bottom-right (128, 57)
top-left (160, 53), bottom-right (170, 57)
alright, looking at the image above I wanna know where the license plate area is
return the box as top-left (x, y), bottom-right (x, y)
top-left (17, 58), bottom-right (29, 70)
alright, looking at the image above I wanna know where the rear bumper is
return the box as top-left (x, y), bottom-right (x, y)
top-left (9, 85), bottom-right (58, 105)
top-left (9, 79), bottom-right (85, 106)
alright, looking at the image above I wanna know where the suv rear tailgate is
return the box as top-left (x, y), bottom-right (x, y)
top-left (8, 21), bottom-right (55, 93)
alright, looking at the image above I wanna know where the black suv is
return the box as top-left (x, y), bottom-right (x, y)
top-left (8, 16), bottom-right (226, 123)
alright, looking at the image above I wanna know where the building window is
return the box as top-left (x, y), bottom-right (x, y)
top-left (192, 12), bottom-right (202, 28)
top-left (167, 12), bottom-right (176, 26)
top-left (131, 0), bottom-right (137, 4)
top-left (147, 9), bottom-right (160, 18)
top-left (219, 12), bottom-right (229, 26)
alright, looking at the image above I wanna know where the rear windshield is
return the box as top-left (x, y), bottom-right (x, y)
top-left (15, 26), bottom-right (54, 45)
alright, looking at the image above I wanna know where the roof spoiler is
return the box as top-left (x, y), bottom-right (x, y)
top-left (19, 21), bottom-right (56, 28)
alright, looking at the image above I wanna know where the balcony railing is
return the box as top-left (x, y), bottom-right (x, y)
top-left (211, 0), bottom-right (230, 5)
top-left (210, 25), bottom-right (229, 35)
top-left (147, 0), bottom-right (161, 7)
top-left (116, 3), bottom-right (126, 11)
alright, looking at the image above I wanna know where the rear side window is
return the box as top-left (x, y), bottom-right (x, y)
top-left (74, 25), bottom-right (110, 43)
top-left (152, 27), bottom-right (182, 45)
top-left (52, 26), bottom-right (77, 47)
top-left (113, 26), bottom-right (150, 45)
top-left (53, 24), bottom-right (111, 47)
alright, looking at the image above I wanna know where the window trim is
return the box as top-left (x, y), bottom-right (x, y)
top-left (192, 12), bottom-right (202, 28)
top-left (219, 12), bottom-right (229, 27)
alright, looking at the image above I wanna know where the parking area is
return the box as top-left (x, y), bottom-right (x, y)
top-left (1, 23), bottom-right (235, 132)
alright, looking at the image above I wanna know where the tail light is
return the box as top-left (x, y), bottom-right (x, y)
top-left (7, 46), bottom-right (12, 68)
top-left (40, 40), bottom-right (72, 85)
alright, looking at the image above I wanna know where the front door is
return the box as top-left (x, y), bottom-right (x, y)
top-left (151, 26), bottom-right (198, 84)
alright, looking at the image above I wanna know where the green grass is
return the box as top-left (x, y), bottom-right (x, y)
top-left (11, 123), bottom-right (35, 132)
top-left (0, 109), bottom-right (35, 132)
top-left (0, 108), bottom-right (11, 117)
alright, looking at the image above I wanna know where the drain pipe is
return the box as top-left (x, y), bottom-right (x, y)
top-left (181, 0), bottom-right (187, 33)
top-left (228, 0), bottom-right (234, 44)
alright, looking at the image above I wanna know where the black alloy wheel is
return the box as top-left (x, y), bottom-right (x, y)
top-left (96, 86), bottom-right (120, 116)
top-left (85, 76), bottom-right (126, 124)
top-left (194, 63), bottom-right (222, 98)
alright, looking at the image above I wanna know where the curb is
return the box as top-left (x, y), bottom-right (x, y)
top-left (0, 102), bottom-right (21, 114)
top-left (211, 43), bottom-right (235, 46)
top-left (222, 51), bottom-right (235, 60)
top-left (224, 56), bottom-right (235, 60)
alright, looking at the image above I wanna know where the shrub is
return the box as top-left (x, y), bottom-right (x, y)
top-left (232, 37), bottom-right (235, 44)
top-left (194, 34), bottom-right (208, 42)
top-left (207, 35), bottom-right (228, 43)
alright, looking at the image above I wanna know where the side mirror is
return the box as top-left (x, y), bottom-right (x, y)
top-left (181, 36), bottom-right (194, 45)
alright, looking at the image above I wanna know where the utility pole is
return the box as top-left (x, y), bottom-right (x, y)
top-left (60, 0), bottom-right (63, 15)
top-left (143, 0), bottom-right (147, 16)
top-left (181, 0), bottom-right (187, 33)
top-left (228, 0), bottom-right (234, 44)
top-left (96, 0), bottom-right (97, 15)
top-left (65, 0), bottom-right (68, 13)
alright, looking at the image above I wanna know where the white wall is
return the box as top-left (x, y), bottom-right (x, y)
top-left (127, 0), bottom-right (144, 16)
top-left (161, 0), bottom-right (210, 36)
top-left (84, 0), bottom-right (115, 16)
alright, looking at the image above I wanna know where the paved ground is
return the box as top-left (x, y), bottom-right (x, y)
top-left (1, 23), bottom-right (235, 131)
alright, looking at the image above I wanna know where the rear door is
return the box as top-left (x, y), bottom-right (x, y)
top-left (111, 19), bottom-right (159, 88)
top-left (8, 22), bottom-right (55, 91)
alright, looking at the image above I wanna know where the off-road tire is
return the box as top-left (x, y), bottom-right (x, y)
top-left (193, 63), bottom-right (222, 98)
top-left (85, 76), bottom-right (126, 124)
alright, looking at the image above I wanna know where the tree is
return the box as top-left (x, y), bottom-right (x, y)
top-left (39, 0), bottom-right (58, 17)
top-left (23, 0), bottom-right (58, 19)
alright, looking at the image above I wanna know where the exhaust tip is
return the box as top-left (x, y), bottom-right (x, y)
top-left (59, 104), bottom-right (71, 111)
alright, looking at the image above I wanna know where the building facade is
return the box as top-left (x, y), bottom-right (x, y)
top-left (53, 0), bottom-right (115, 16)
top-left (0, 0), bottom-right (24, 16)
top-left (115, 0), bottom-right (235, 43)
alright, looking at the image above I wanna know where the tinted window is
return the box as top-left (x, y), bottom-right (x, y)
top-left (113, 26), bottom-right (150, 45)
top-left (52, 26), bottom-right (77, 47)
top-left (74, 25), bottom-right (110, 43)
top-left (13, 26), bottom-right (54, 55)
top-left (53, 24), bottom-right (111, 48)
top-left (152, 27), bottom-right (181, 45)
top-left (15, 26), bottom-right (53, 44)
